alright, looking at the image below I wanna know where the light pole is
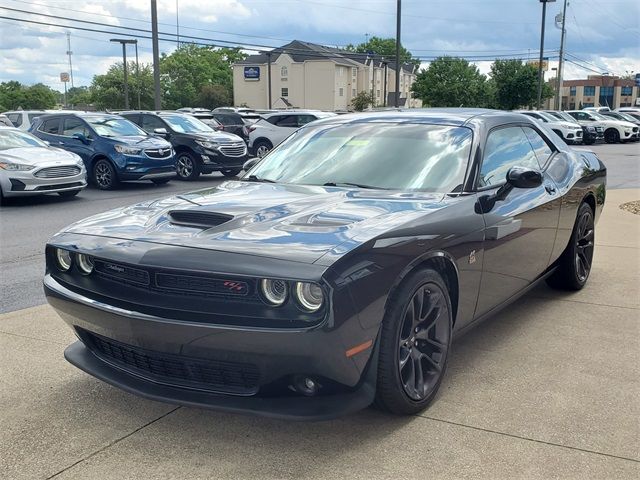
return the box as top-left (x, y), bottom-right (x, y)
top-left (555, 0), bottom-right (568, 110)
top-left (394, 0), bottom-right (401, 107)
top-left (151, 0), bottom-right (162, 110)
top-left (537, 0), bottom-right (556, 110)
top-left (134, 40), bottom-right (141, 109)
top-left (110, 38), bottom-right (137, 109)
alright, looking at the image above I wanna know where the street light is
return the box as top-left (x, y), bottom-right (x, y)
top-left (110, 38), bottom-right (138, 109)
top-left (537, 0), bottom-right (556, 110)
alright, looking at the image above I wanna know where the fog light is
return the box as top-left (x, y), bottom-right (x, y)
top-left (295, 282), bottom-right (324, 312)
top-left (290, 375), bottom-right (319, 396)
top-left (55, 248), bottom-right (72, 271)
top-left (260, 279), bottom-right (288, 306)
top-left (76, 254), bottom-right (94, 275)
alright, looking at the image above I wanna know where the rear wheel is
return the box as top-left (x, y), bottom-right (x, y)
top-left (176, 152), bottom-right (200, 180)
top-left (254, 140), bottom-right (272, 158)
top-left (58, 189), bottom-right (81, 197)
top-left (604, 128), bottom-right (620, 144)
top-left (221, 168), bottom-right (242, 177)
top-left (546, 202), bottom-right (595, 291)
top-left (375, 268), bottom-right (452, 415)
top-left (92, 159), bottom-right (119, 190)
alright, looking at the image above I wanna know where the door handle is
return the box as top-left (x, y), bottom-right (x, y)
top-left (545, 185), bottom-right (557, 195)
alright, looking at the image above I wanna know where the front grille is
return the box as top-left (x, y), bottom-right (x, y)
top-left (156, 273), bottom-right (249, 296)
top-left (219, 142), bottom-right (247, 157)
top-left (34, 181), bottom-right (84, 191)
top-left (144, 147), bottom-right (173, 159)
top-left (34, 166), bottom-right (81, 178)
top-left (168, 210), bottom-right (233, 228)
top-left (81, 330), bottom-right (260, 395)
top-left (94, 259), bottom-right (150, 285)
top-left (595, 126), bottom-right (605, 133)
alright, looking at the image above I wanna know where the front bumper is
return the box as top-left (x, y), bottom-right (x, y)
top-left (195, 145), bottom-right (247, 172)
top-left (44, 274), bottom-right (378, 420)
top-left (115, 152), bottom-right (176, 181)
top-left (1, 170), bottom-right (87, 197)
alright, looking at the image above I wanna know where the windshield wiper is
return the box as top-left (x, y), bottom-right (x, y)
top-left (323, 182), bottom-right (383, 190)
top-left (243, 175), bottom-right (276, 183)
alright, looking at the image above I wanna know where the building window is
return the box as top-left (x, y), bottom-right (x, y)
top-left (280, 66), bottom-right (288, 77)
top-left (352, 88), bottom-right (356, 96)
top-left (352, 67), bottom-right (357, 77)
top-left (339, 87), bottom-right (344, 97)
top-left (281, 87), bottom-right (288, 97)
top-left (583, 86), bottom-right (596, 96)
top-left (337, 67), bottom-right (344, 77)
top-left (621, 86), bottom-right (633, 96)
top-left (376, 89), bottom-right (380, 98)
top-left (569, 86), bottom-right (576, 96)
top-left (583, 102), bottom-right (594, 107)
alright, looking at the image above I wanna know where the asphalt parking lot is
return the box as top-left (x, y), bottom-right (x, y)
top-left (1, 143), bottom-right (639, 479)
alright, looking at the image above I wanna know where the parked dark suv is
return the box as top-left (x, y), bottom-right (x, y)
top-left (30, 113), bottom-right (175, 190)
top-left (121, 111), bottom-right (247, 180)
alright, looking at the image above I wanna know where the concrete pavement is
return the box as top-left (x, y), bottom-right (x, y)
top-left (1, 189), bottom-right (639, 479)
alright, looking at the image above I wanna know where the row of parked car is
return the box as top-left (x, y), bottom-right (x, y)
top-left (517, 107), bottom-right (640, 145)
top-left (0, 107), bottom-right (336, 203)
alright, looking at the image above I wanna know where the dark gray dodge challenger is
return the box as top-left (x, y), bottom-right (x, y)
top-left (44, 109), bottom-right (606, 420)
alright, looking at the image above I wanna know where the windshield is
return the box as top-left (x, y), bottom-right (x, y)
top-left (616, 112), bottom-right (637, 123)
top-left (162, 114), bottom-right (213, 133)
top-left (537, 111), bottom-right (562, 122)
top-left (247, 123), bottom-right (473, 193)
top-left (86, 117), bottom-right (146, 137)
top-left (590, 112), bottom-right (610, 121)
top-left (556, 111), bottom-right (579, 123)
top-left (0, 129), bottom-right (48, 150)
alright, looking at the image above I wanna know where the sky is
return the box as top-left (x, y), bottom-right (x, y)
top-left (0, 0), bottom-right (639, 91)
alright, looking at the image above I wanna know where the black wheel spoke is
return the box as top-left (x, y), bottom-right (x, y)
top-left (422, 352), bottom-right (442, 373)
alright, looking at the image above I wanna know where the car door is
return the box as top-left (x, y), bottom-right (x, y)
top-left (58, 117), bottom-right (95, 162)
top-left (269, 114), bottom-right (299, 144)
top-left (140, 114), bottom-right (168, 137)
top-left (474, 125), bottom-right (561, 317)
top-left (35, 117), bottom-right (62, 143)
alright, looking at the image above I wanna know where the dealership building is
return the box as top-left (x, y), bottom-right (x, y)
top-left (556, 75), bottom-right (639, 110)
top-left (233, 40), bottom-right (421, 111)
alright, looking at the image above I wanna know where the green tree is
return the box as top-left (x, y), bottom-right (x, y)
top-left (351, 91), bottom-right (375, 111)
top-left (411, 56), bottom-right (489, 107)
top-left (489, 59), bottom-right (553, 110)
top-left (66, 86), bottom-right (93, 108)
top-left (0, 81), bottom-right (57, 109)
top-left (90, 62), bottom-right (155, 110)
top-left (345, 36), bottom-right (419, 67)
top-left (160, 44), bottom-right (245, 109)
top-left (197, 84), bottom-right (232, 109)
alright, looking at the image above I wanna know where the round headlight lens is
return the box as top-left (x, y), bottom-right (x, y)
top-left (260, 279), bottom-right (288, 306)
top-left (76, 254), bottom-right (94, 275)
top-left (295, 282), bottom-right (324, 312)
top-left (55, 248), bottom-right (72, 271)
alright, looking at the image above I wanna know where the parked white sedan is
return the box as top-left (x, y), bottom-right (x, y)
top-left (0, 126), bottom-right (87, 204)
top-left (515, 110), bottom-right (583, 144)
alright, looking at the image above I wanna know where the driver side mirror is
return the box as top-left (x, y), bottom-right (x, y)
top-left (476, 166), bottom-right (543, 213)
top-left (72, 132), bottom-right (91, 144)
top-left (243, 157), bottom-right (262, 171)
top-left (153, 127), bottom-right (168, 137)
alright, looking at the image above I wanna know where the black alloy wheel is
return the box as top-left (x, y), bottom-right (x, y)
top-left (176, 152), bottom-right (200, 180)
top-left (221, 168), bottom-right (242, 177)
top-left (547, 202), bottom-right (595, 290)
top-left (375, 268), bottom-right (452, 415)
top-left (604, 128), bottom-right (620, 144)
top-left (93, 159), bottom-right (118, 190)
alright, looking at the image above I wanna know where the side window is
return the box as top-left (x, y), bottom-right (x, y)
top-left (273, 115), bottom-right (298, 127)
top-left (296, 115), bottom-right (317, 126)
top-left (62, 118), bottom-right (92, 138)
top-left (523, 127), bottom-right (554, 166)
top-left (478, 126), bottom-right (541, 189)
top-left (39, 118), bottom-right (61, 135)
top-left (141, 115), bottom-right (165, 133)
top-left (7, 113), bottom-right (22, 127)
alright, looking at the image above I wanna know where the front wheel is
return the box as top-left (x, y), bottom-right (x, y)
top-left (253, 140), bottom-right (272, 158)
top-left (375, 268), bottom-right (452, 415)
top-left (92, 159), bottom-right (119, 190)
top-left (604, 128), bottom-right (620, 144)
top-left (546, 202), bottom-right (595, 291)
top-left (221, 168), bottom-right (242, 177)
top-left (176, 152), bottom-right (200, 180)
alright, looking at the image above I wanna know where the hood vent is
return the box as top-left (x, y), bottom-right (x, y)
top-left (167, 210), bottom-right (234, 229)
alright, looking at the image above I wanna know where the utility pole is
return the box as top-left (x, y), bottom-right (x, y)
top-left (537, 0), bottom-right (556, 109)
top-left (394, 0), bottom-right (401, 107)
top-left (555, 0), bottom-right (568, 110)
top-left (266, 51), bottom-right (272, 109)
top-left (66, 32), bottom-right (74, 89)
top-left (176, 0), bottom-right (180, 46)
top-left (110, 38), bottom-right (137, 109)
top-left (383, 60), bottom-right (388, 107)
top-left (134, 40), bottom-right (141, 109)
top-left (151, 0), bottom-right (161, 110)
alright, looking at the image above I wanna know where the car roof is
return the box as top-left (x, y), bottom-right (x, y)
top-left (304, 108), bottom-right (530, 127)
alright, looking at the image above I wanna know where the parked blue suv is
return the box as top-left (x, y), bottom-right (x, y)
top-left (30, 113), bottom-right (176, 189)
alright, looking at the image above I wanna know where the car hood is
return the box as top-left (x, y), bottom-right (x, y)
top-left (114, 136), bottom-right (172, 148)
top-left (62, 181), bottom-right (447, 265)
top-left (192, 131), bottom-right (244, 143)
top-left (0, 146), bottom-right (81, 166)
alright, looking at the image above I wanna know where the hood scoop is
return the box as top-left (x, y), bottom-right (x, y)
top-left (167, 210), bottom-right (234, 229)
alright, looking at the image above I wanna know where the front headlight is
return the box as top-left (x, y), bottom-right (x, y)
top-left (55, 248), bottom-right (72, 271)
top-left (195, 140), bottom-right (219, 149)
top-left (586, 126), bottom-right (596, 132)
top-left (260, 278), bottom-right (288, 306)
top-left (76, 254), bottom-right (94, 275)
top-left (114, 144), bottom-right (143, 155)
top-left (0, 162), bottom-right (34, 171)
top-left (295, 282), bottom-right (324, 312)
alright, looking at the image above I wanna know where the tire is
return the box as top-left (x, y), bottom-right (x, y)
top-left (92, 159), bottom-right (119, 190)
top-left (375, 268), bottom-right (453, 415)
top-left (58, 189), bottom-right (81, 197)
top-left (221, 168), bottom-right (242, 177)
top-left (0, 187), bottom-right (5, 206)
top-left (546, 202), bottom-right (595, 291)
top-left (175, 151), bottom-right (200, 180)
top-left (152, 178), bottom-right (172, 185)
top-left (253, 140), bottom-right (273, 158)
top-left (604, 128), bottom-right (620, 144)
